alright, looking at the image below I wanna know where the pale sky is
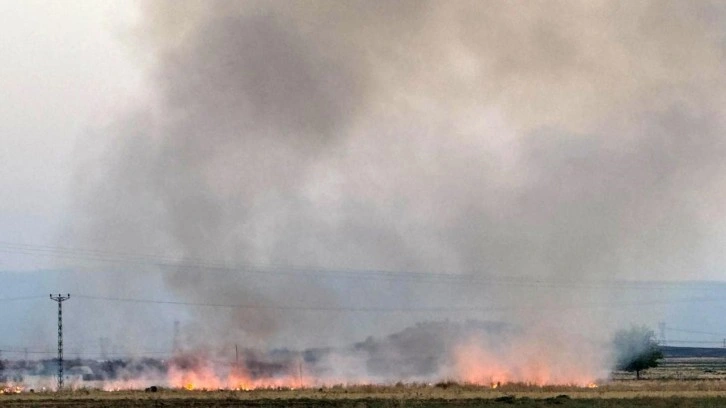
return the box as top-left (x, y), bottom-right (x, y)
top-left (0, 0), bottom-right (143, 266)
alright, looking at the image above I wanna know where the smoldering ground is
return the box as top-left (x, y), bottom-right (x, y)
top-left (63, 0), bottom-right (726, 384)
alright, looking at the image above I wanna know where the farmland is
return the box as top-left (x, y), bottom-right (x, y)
top-left (2, 384), bottom-right (726, 407)
top-left (4, 355), bottom-right (726, 407)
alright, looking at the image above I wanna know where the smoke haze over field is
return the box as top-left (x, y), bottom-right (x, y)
top-left (52, 0), bottom-right (726, 384)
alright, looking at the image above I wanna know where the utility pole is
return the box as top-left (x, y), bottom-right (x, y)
top-left (50, 293), bottom-right (70, 391)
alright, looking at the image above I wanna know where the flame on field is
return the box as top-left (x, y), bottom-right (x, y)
top-left (450, 333), bottom-right (605, 387)
top-left (164, 352), bottom-right (315, 391)
top-left (15, 348), bottom-right (606, 392)
top-left (158, 337), bottom-right (604, 390)
top-left (96, 365), bottom-right (314, 391)
top-left (0, 385), bottom-right (23, 394)
top-left (10, 322), bottom-right (611, 392)
top-left (88, 328), bottom-right (609, 392)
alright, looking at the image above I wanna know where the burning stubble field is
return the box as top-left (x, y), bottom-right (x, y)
top-left (5, 360), bottom-right (726, 408)
top-left (5, 340), bottom-right (726, 407)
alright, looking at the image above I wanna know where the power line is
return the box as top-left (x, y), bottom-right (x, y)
top-left (666, 327), bottom-right (726, 337)
top-left (0, 240), bottom-right (550, 286)
top-left (72, 294), bottom-right (493, 313)
top-left (664, 340), bottom-right (726, 345)
top-left (1, 290), bottom-right (724, 314)
top-left (71, 293), bottom-right (726, 313)
top-left (0, 349), bottom-right (54, 355)
top-left (0, 295), bottom-right (48, 302)
top-left (0, 348), bottom-right (171, 357)
top-left (0, 242), bottom-right (709, 288)
top-left (2, 241), bottom-right (726, 291)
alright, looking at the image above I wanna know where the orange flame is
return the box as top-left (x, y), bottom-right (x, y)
top-left (79, 331), bottom-right (608, 391)
top-left (451, 334), bottom-right (603, 386)
top-left (165, 352), bottom-right (316, 391)
top-left (0, 385), bottom-right (24, 394)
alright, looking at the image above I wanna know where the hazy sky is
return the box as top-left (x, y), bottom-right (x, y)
top-left (0, 0), bottom-right (142, 268)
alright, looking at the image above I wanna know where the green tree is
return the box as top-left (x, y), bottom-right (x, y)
top-left (613, 325), bottom-right (663, 379)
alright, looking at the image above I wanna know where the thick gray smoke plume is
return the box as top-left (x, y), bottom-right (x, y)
top-left (68, 0), bottom-right (726, 381)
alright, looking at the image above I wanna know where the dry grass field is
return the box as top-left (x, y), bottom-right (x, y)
top-left (3, 357), bottom-right (726, 407)
top-left (2, 388), bottom-right (726, 408)
top-left (2, 385), bottom-right (726, 407)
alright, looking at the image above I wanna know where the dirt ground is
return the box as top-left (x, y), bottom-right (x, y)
top-left (3, 382), bottom-right (726, 408)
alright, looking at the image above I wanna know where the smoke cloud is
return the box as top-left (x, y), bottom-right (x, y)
top-left (66, 0), bottom-right (726, 384)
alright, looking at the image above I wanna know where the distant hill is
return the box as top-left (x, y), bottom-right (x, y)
top-left (661, 346), bottom-right (726, 358)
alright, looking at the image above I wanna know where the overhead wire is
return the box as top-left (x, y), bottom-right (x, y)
top-left (0, 295), bottom-right (49, 302)
top-left (664, 340), bottom-right (726, 345)
top-left (666, 327), bottom-right (726, 337)
top-left (1, 241), bottom-right (725, 291)
top-left (0, 348), bottom-right (171, 357)
top-left (70, 293), bottom-right (726, 313)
